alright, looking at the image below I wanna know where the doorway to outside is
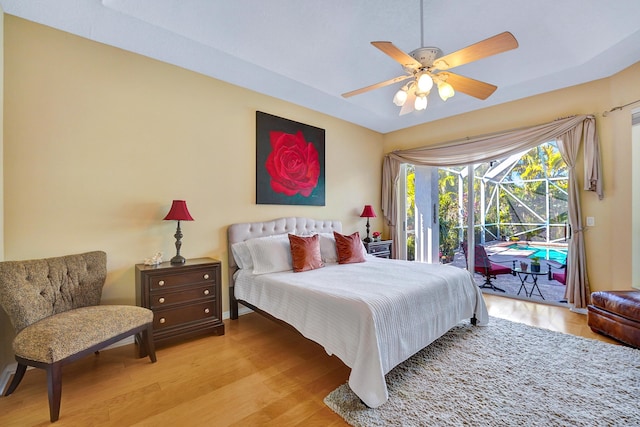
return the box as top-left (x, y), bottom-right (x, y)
top-left (402, 141), bottom-right (569, 305)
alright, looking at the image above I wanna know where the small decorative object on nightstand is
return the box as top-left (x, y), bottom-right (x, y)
top-left (364, 240), bottom-right (392, 259)
top-left (135, 257), bottom-right (224, 356)
top-left (360, 205), bottom-right (377, 243)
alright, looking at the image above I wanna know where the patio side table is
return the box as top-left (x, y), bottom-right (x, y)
top-left (512, 267), bottom-right (549, 300)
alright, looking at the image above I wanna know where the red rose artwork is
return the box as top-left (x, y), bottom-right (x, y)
top-left (265, 131), bottom-right (320, 197)
top-left (256, 112), bottom-right (325, 206)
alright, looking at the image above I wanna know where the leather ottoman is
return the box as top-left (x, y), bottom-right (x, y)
top-left (587, 290), bottom-right (640, 348)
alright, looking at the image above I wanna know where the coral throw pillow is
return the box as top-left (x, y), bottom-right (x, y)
top-left (288, 234), bottom-right (324, 272)
top-left (333, 231), bottom-right (367, 264)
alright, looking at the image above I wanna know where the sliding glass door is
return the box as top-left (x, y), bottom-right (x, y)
top-left (401, 141), bottom-right (569, 268)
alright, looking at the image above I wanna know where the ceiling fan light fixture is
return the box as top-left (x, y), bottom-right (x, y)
top-left (414, 94), bottom-right (428, 111)
top-left (393, 87), bottom-right (408, 106)
top-left (342, 8), bottom-right (518, 116)
top-left (416, 72), bottom-right (434, 93)
top-left (437, 81), bottom-right (455, 101)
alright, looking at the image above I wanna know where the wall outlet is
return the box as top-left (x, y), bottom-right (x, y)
top-left (586, 216), bottom-right (595, 227)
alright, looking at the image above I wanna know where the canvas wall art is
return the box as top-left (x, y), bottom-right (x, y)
top-left (256, 111), bottom-right (326, 206)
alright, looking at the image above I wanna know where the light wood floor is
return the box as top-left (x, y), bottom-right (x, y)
top-left (0, 294), bottom-right (620, 426)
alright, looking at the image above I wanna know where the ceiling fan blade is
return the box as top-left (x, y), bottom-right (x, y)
top-left (400, 91), bottom-right (416, 115)
top-left (441, 72), bottom-right (497, 100)
top-left (342, 74), bottom-right (412, 98)
top-left (371, 41), bottom-right (423, 69)
top-left (433, 32), bottom-right (518, 71)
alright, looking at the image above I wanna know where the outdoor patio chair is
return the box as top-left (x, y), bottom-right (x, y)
top-left (461, 241), bottom-right (513, 292)
top-left (548, 263), bottom-right (567, 285)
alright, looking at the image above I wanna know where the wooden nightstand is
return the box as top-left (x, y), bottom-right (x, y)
top-left (135, 257), bottom-right (224, 356)
top-left (364, 240), bottom-right (393, 258)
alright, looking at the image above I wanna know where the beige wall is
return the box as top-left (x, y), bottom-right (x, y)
top-left (0, 8), bottom-right (13, 385)
top-left (1, 16), bottom-right (384, 374)
top-left (383, 62), bottom-right (640, 293)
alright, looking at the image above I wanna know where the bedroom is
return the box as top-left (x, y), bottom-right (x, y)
top-left (0, 1), bottom-right (639, 425)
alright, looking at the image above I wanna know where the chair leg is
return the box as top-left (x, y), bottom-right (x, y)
top-left (3, 363), bottom-right (27, 396)
top-left (142, 324), bottom-right (157, 363)
top-left (478, 275), bottom-right (506, 292)
top-left (46, 362), bottom-right (63, 422)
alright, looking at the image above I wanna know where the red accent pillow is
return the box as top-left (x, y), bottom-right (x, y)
top-left (333, 231), bottom-right (367, 264)
top-left (288, 234), bottom-right (324, 272)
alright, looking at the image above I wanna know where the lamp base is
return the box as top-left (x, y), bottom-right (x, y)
top-left (363, 237), bottom-right (372, 243)
top-left (170, 255), bottom-right (186, 264)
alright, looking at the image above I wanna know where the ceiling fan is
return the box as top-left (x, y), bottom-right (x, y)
top-left (342, 2), bottom-right (519, 115)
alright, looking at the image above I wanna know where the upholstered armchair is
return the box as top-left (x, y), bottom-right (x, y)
top-left (0, 251), bottom-right (156, 423)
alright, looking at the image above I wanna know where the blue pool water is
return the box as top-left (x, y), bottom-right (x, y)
top-left (508, 244), bottom-right (568, 265)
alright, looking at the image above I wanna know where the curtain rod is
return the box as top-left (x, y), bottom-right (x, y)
top-left (602, 99), bottom-right (640, 116)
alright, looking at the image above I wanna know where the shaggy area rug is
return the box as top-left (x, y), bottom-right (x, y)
top-left (324, 316), bottom-right (640, 427)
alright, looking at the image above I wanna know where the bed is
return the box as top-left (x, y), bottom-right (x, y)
top-left (227, 217), bottom-right (488, 408)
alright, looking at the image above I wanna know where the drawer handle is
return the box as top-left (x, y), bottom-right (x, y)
top-left (158, 280), bottom-right (165, 286)
top-left (203, 289), bottom-right (210, 295)
top-left (204, 308), bottom-right (210, 314)
top-left (203, 273), bottom-right (210, 280)
top-left (159, 318), bottom-right (166, 324)
top-left (158, 297), bottom-right (165, 304)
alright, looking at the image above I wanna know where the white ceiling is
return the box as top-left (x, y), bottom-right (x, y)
top-left (2, 0), bottom-right (640, 133)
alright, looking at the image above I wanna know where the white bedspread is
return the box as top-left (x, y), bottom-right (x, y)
top-left (234, 256), bottom-right (488, 408)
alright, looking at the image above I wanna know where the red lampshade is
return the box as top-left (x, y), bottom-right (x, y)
top-left (360, 205), bottom-right (377, 218)
top-left (163, 200), bottom-right (194, 221)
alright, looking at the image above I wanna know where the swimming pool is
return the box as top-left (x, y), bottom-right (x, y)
top-left (507, 244), bottom-right (568, 265)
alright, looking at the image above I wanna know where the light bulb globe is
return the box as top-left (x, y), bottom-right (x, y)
top-left (438, 82), bottom-right (455, 101)
top-left (414, 94), bottom-right (428, 111)
top-left (393, 89), bottom-right (408, 106)
top-left (417, 73), bottom-right (434, 93)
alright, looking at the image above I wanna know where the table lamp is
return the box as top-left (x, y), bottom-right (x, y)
top-left (360, 205), bottom-right (376, 243)
top-left (163, 200), bottom-right (194, 264)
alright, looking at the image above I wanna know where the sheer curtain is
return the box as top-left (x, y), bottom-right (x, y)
top-left (382, 115), bottom-right (602, 309)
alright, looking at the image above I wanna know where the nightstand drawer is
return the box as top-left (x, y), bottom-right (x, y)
top-left (135, 258), bottom-right (225, 356)
top-left (364, 240), bottom-right (393, 258)
top-left (154, 300), bottom-right (217, 330)
top-left (150, 268), bottom-right (217, 290)
top-left (369, 245), bottom-right (389, 255)
top-left (150, 284), bottom-right (215, 309)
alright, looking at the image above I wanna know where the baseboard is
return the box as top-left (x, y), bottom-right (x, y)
top-left (103, 336), bottom-right (135, 350)
top-left (0, 362), bottom-right (18, 395)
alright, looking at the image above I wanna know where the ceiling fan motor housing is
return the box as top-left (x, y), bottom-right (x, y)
top-left (409, 47), bottom-right (443, 68)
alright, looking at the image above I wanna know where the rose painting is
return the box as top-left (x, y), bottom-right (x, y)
top-left (256, 112), bottom-right (325, 205)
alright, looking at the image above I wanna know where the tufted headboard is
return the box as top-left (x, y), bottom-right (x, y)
top-left (227, 217), bottom-right (342, 318)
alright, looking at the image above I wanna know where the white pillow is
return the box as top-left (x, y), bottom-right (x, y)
top-left (245, 234), bottom-right (293, 275)
top-left (318, 232), bottom-right (338, 263)
top-left (231, 241), bottom-right (253, 270)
